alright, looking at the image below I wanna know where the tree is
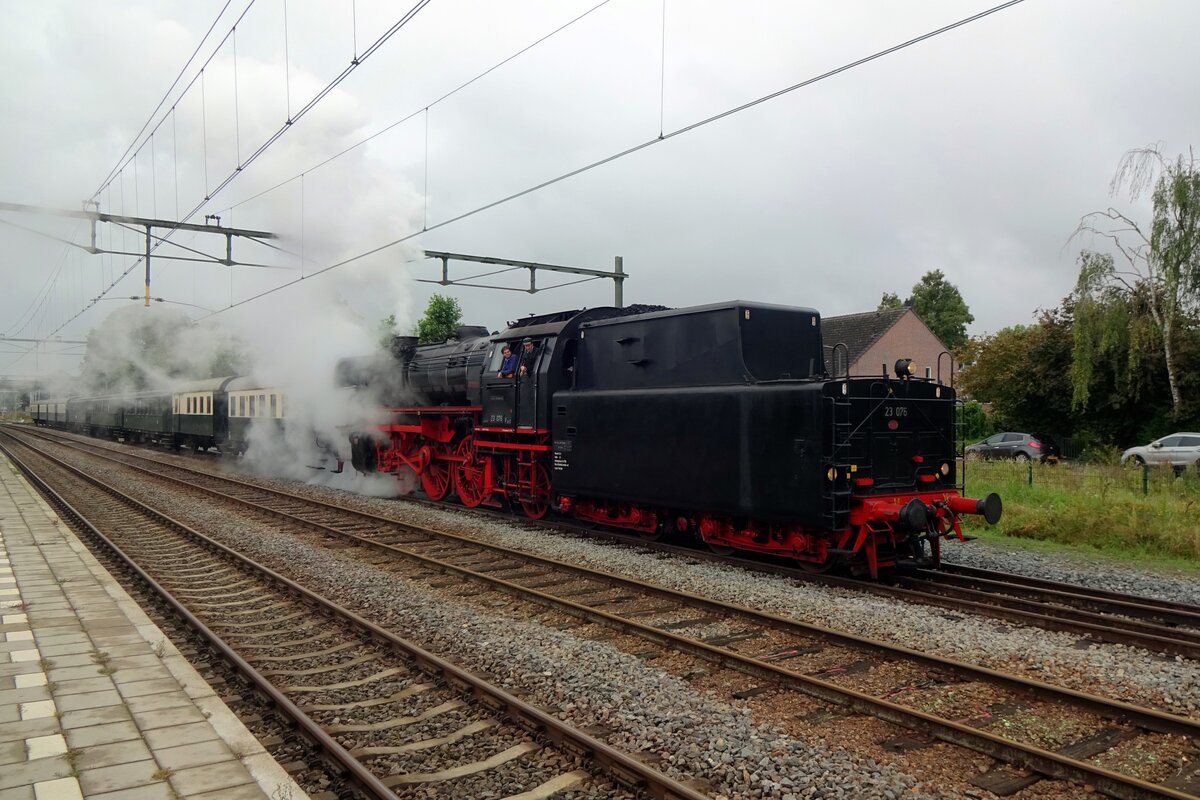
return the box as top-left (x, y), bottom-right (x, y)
top-left (207, 336), bottom-right (249, 377)
top-left (415, 294), bottom-right (463, 344)
top-left (879, 271), bottom-right (974, 350)
top-left (79, 305), bottom-right (193, 393)
top-left (908, 269), bottom-right (974, 350)
top-left (959, 400), bottom-right (993, 444)
top-left (376, 313), bottom-right (397, 349)
top-left (1073, 144), bottom-right (1200, 417)
top-left (78, 305), bottom-right (248, 394)
top-left (877, 292), bottom-right (903, 310)
top-left (957, 308), bottom-right (1073, 437)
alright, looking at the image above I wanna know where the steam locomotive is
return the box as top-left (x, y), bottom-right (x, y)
top-left (339, 301), bottom-right (1001, 577)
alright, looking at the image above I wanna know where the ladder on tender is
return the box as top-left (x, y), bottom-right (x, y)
top-left (822, 393), bottom-right (852, 530)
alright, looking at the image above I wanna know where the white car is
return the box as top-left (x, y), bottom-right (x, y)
top-left (1121, 432), bottom-right (1200, 468)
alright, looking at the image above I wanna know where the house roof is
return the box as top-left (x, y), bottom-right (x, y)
top-left (821, 307), bottom-right (909, 374)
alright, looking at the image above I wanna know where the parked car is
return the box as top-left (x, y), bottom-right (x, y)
top-left (1120, 433), bottom-right (1200, 469)
top-left (965, 432), bottom-right (1061, 463)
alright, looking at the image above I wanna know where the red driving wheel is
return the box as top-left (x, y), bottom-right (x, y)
top-left (520, 461), bottom-right (552, 519)
top-left (454, 437), bottom-right (487, 508)
top-left (421, 443), bottom-right (454, 501)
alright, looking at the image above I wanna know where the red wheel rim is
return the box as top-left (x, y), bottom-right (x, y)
top-left (424, 443), bottom-right (456, 501)
top-left (421, 444), bottom-right (453, 501)
top-left (454, 437), bottom-right (487, 508)
top-left (520, 462), bottom-right (551, 519)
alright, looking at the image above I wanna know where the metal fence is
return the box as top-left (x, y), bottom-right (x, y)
top-left (964, 459), bottom-right (1200, 497)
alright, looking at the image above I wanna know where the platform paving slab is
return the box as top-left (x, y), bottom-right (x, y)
top-left (0, 451), bottom-right (308, 799)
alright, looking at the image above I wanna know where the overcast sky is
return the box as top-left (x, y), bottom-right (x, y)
top-left (2, 0), bottom-right (1197, 379)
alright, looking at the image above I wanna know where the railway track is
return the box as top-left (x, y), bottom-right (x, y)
top-left (0, 430), bottom-right (705, 800)
top-left (465, 508), bottom-right (1200, 662)
top-left (16, 425), bottom-right (1200, 663)
top-left (7, 425), bottom-right (1200, 798)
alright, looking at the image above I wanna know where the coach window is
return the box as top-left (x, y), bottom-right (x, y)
top-left (259, 394), bottom-right (266, 416)
top-left (249, 396), bottom-right (256, 417)
top-left (270, 395), bottom-right (277, 417)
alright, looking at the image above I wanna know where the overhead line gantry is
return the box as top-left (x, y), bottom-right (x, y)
top-left (0, 201), bottom-right (277, 307)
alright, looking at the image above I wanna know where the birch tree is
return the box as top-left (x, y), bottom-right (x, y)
top-left (1073, 145), bottom-right (1200, 416)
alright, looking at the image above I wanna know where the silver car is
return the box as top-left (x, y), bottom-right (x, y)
top-left (1121, 432), bottom-right (1200, 468)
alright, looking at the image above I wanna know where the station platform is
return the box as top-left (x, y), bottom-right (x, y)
top-left (0, 450), bottom-right (308, 800)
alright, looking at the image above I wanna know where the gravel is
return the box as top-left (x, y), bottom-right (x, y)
top-left (207, 509), bottom-right (933, 799)
top-left (256, 469), bottom-right (1200, 720)
top-left (945, 537), bottom-right (1200, 606)
top-left (42, 435), bottom-right (1200, 796)
top-left (52, 447), bottom-right (934, 800)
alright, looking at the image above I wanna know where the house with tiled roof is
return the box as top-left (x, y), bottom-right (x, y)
top-left (821, 307), bottom-right (957, 381)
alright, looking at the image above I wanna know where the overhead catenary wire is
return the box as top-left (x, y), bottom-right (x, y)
top-left (44, 1), bottom-right (433, 340)
top-left (202, 0), bottom-right (1028, 319)
top-left (91, 0), bottom-right (240, 200)
top-left (219, 0), bottom-right (615, 216)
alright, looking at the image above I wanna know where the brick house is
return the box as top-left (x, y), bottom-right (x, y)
top-left (821, 307), bottom-right (957, 382)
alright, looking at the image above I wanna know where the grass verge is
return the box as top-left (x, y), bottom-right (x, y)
top-left (960, 460), bottom-right (1200, 570)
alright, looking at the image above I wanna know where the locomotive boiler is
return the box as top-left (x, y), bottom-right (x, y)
top-left (340, 301), bottom-right (1000, 577)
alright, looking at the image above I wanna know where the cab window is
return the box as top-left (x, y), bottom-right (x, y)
top-left (488, 345), bottom-right (508, 371)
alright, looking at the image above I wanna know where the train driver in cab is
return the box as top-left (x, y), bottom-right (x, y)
top-left (498, 345), bottom-right (518, 379)
top-left (518, 337), bottom-right (538, 377)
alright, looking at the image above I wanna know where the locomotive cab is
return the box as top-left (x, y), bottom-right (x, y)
top-left (480, 331), bottom-right (556, 430)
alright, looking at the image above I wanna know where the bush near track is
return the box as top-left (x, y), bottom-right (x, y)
top-left (962, 460), bottom-right (1200, 565)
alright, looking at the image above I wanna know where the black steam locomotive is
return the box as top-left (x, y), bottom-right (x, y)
top-left (341, 301), bottom-right (1000, 577)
